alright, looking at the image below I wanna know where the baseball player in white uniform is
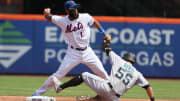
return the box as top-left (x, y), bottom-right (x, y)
top-left (32, 0), bottom-right (111, 96)
top-left (52, 41), bottom-right (155, 101)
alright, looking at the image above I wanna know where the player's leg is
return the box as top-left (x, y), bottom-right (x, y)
top-left (53, 72), bottom-right (108, 100)
top-left (32, 74), bottom-right (55, 96)
top-left (53, 72), bottom-right (118, 101)
top-left (32, 49), bottom-right (80, 96)
top-left (52, 74), bottom-right (83, 93)
top-left (55, 74), bottom-right (84, 90)
top-left (82, 47), bottom-right (109, 80)
top-left (52, 73), bottom-right (105, 94)
top-left (61, 75), bottom-right (83, 88)
top-left (81, 72), bottom-right (119, 101)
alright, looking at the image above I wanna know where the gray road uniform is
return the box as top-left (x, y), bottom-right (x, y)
top-left (82, 51), bottom-right (149, 101)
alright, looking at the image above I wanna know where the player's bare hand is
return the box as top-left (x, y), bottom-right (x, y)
top-left (44, 8), bottom-right (51, 15)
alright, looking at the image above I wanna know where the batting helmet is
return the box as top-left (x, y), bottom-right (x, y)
top-left (122, 52), bottom-right (136, 64)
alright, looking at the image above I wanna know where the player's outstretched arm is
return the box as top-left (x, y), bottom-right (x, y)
top-left (144, 86), bottom-right (155, 101)
top-left (93, 20), bottom-right (111, 43)
top-left (43, 8), bottom-right (52, 22)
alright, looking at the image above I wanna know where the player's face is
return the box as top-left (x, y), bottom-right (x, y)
top-left (66, 8), bottom-right (79, 20)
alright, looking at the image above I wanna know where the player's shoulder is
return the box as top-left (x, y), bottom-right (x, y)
top-left (52, 15), bottom-right (63, 17)
top-left (79, 13), bottom-right (92, 17)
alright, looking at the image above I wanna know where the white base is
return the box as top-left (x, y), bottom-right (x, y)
top-left (26, 96), bottom-right (56, 101)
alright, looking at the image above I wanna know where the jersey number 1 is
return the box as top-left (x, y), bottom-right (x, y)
top-left (115, 68), bottom-right (133, 86)
top-left (80, 32), bottom-right (83, 38)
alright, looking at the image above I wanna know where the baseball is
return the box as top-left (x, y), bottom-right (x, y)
top-left (44, 8), bottom-right (51, 14)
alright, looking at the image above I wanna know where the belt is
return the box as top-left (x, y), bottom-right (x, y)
top-left (70, 46), bottom-right (88, 51)
top-left (108, 82), bottom-right (120, 98)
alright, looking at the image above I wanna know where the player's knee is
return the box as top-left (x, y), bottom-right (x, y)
top-left (142, 84), bottom-right (150, 89)
top-left (82, 72), bottom-right (90, 78)
top-left (77, 74), bottom-right (84, 82)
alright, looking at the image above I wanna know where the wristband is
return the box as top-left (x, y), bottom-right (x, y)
top-left (99, 27), bottom-right (106, 35)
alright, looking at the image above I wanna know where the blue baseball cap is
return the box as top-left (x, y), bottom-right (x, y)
top-left (64, 0), bottom-right (80, 10)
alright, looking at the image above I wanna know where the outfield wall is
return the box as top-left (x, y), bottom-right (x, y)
top-left (0, 14), bottom-right (180, 78)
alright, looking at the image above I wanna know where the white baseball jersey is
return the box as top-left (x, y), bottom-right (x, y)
top-left (52, 13), bottom-right (94, 48)
top-left (82, 51), bottom-right (149, 101)
top-left (33, 13), bottom-right (109, 96)
top-left (109, 51), bottom-right (149, 96)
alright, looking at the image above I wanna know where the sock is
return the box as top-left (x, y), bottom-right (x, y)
top-left (60, 75), bottom-right (83, 89)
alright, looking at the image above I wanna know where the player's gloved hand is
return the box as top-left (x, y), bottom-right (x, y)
top-left (101, 36), bottom-right (112, 56)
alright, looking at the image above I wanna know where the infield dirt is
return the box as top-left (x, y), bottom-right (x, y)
top-left (0, 96), bottom-right (179, 101)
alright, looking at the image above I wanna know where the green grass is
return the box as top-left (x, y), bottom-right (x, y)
top-left (122, 80), bottom-right (180, 99)
top-left (0, 76), bottom-right (180, 99)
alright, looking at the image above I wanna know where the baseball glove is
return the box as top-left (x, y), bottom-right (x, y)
top-left (101, 35), bottom-right (112, 55)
